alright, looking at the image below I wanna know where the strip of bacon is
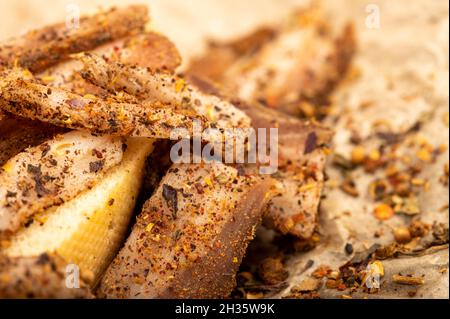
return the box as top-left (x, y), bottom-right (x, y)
top-left (77, 53), bottom-right (251, 130)
top-left (0, 68), bottom-right (206, 139)
top-left (98, 162), bottom-right (278, 298)
top-left (0, 5), bottom-right (149, 73)
top-left (40, 32), bottom-right (182, 92)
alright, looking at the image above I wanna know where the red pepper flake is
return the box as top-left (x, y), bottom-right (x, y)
top-left (374, 203), bottom-right (394, 221)
top-left (92, 148), bottom-right (104, 159)
top-left (194, 182), bottom-right (204, 194)
top-left (312, 265), bottom-right (332, 279)
top-left (162, 184), bottom-right (178, 219)
top-left (40, 143), bottom-right (51, 157)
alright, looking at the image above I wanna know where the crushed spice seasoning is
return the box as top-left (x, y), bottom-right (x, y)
top-left (162, 184), bottom-right (178, 219)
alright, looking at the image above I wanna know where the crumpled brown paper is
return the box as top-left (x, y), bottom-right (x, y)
top-left (268, 0), bottom-right (449, 299)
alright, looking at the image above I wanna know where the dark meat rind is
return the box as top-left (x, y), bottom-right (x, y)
top-left (0, 253), bottom-right (92, 298)
top-left (98, 163), bottom-right (277, 299)
top-left (0, 5), bottom-right (149, 73)
top-left (0, 113), bottom-right (67, 166)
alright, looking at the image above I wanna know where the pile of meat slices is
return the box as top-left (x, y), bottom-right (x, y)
top-left (0, 5), bottom-right (355, 298)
